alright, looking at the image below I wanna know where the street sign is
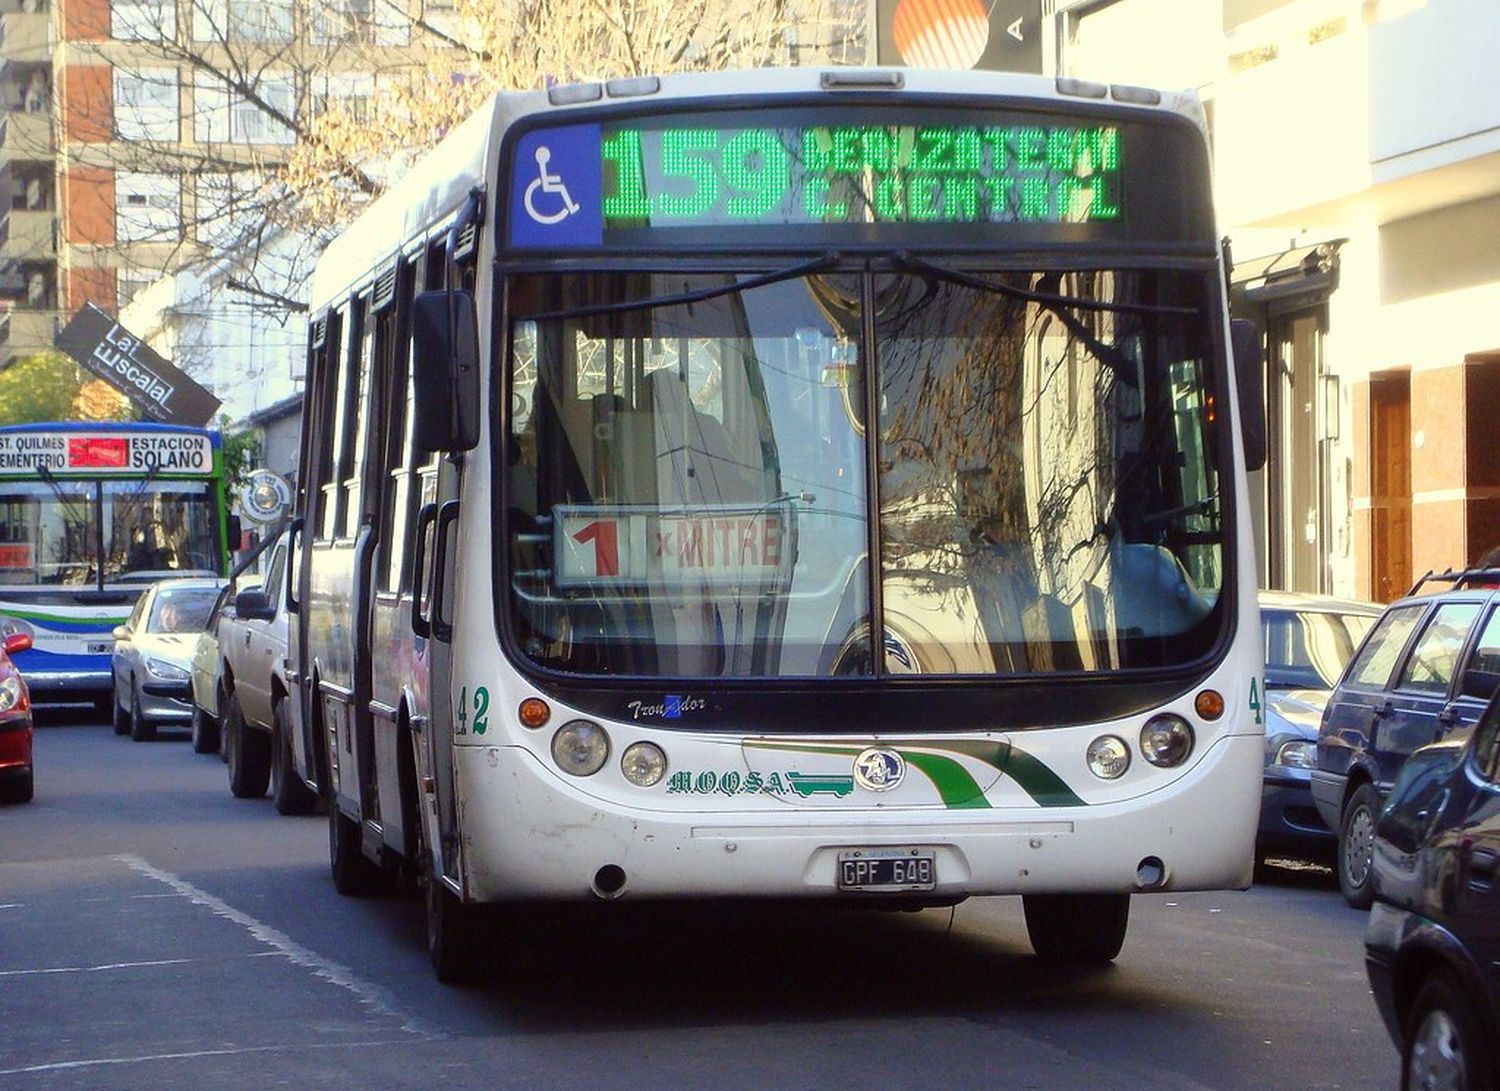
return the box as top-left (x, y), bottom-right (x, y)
top-left (55, 304), bottom-right (222, 427)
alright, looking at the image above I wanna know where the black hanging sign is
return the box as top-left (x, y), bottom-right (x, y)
top-left (55, 304), bottom-right (222, 426)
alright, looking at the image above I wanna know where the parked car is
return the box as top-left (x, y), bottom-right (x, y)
top-left (216, 529), bottom-right (317, 814)
top-left (110, 577), bottom-right (225, 741)
top-left (1364, 690), bottom-right (1500, 1091)
top-left (188, 577), bottom-right (257, 756)
top-left (1257, 591), bottom-right (1382, 863)
top-left (1313, 569), bottom-right (1500, 907)
top-left (0, 631), bottom-right (34, 804)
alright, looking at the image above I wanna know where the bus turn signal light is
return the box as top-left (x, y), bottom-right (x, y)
top-left (1194, 690), bottom-right (1224, 720)
top-left (519, 698), bottom-right (550, 729)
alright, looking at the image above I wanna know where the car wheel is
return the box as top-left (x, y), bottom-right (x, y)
top-left (225, 693), bottom-right (270, 799)
top-left (271, 696), bottom-right (318, 816)
top-left (190, 704), bottom-right (220, 755)
top-left (111, 690), bottom-right (130, 736)
top-left (0, 768), bottom-right (32, 804)
top-left (129, 685), bottom-right (156, 742)
top-left (1337, 783), bottom-right (1380, 909)
top-left (1022, 893), bottom-right (1131, 963)
top-left (1403, 972), bottom-right (1493, 1091)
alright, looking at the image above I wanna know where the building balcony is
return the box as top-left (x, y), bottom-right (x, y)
top-left (0, 306), bottom-right (58, 368)
top-left (0, 109), bottom-right (51, 165)
top-left (0, 10), bottom-right (48, 64)
top-left (0, 208), bottom-right (53, 259)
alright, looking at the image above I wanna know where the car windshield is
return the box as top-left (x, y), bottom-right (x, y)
top-left (1262, 607), bottom-right (1377, 689)
top-left (147, 587), bottom-right (219, 633)
top-left (506, 267), bottom-right (1225, 678)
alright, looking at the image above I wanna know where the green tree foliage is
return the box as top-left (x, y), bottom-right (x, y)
top-left (219, 422), bottom-right (262, 493)
top-left (0, 352), bottom-right (99, 425)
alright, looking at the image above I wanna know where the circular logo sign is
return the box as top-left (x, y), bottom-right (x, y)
top-left (853, 747), bottom-right (906, 792)
top-left (239, 468), bottom-right (292, 524)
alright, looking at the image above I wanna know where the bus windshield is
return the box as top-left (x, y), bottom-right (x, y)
top-left (506, 266), bottom-right (1224, 679)
top-left (0, 480), bottom-right (221, 587)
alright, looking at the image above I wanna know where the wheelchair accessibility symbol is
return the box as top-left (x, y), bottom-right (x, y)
top-left (524, 146), bottom-right (579, 225)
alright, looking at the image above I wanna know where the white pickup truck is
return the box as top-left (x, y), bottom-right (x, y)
top-left (215, 530), bottom-right (318, 815)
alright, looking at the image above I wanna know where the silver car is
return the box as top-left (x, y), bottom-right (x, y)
top-left (111, 577), bottom-right (225, 741)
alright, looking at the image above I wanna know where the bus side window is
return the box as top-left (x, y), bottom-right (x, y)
top-left (316, 307), bottom-right (348, 544)
top-left (342, 294), bottom-right (375, 539)
top-left (379, 258), bottom-right (418, 594)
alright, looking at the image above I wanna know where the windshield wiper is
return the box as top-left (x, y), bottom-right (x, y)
top-left (523, 252), bottom-right (843, 323)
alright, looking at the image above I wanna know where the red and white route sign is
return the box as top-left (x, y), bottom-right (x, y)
top-left (554, 504), bottom-right (796, 589)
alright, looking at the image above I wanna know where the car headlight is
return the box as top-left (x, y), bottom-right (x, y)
top-left (144, 658), bottom-right (190, 682)
top-left (1273, 738), bottom-right (1317, 770)
top-left (0, 615), bottom-right (34, 641)
top-left (0, 673), bottom-right (23, 712)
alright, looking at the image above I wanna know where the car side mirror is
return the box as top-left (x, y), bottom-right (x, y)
top-left (1460, 667), bottom-right (1500, 702)
top-left (112, 625), bottom-right (130, 642)
top-left (3, 632), bottom-right (31, 654)
top-left (234, 588), bottom-right (276, 623)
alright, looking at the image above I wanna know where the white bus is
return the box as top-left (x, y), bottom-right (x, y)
top-left (293, 67), bottom-right (1268, 982)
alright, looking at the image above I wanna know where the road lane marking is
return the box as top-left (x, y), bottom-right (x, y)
top-left (114, 854), bottom-right (440, 1039)
top-left (0, 1038), bottom-right (408, 1077)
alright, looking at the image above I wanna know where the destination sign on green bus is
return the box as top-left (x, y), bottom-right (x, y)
top-left (600, 123), bottom-right (1121, 228)
top-left (506, 107), bottom-right (1211, 248)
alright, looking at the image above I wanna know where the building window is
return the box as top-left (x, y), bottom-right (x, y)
top-left (112, 0), bottom-right (176, 41)
top-left (315, 0), bottom-right (410, 46)
top-left (113, 69), bottom-right (180, 142)
top-left (311, 73), bottom-right (374, 119)
top-left (193, 0), bottom-right (293, 42)
top-left (194, 75), bottom-right (295, 145)
top-left (195, 171), bottom-right (262, 247)
top-left (116, 172), bottom-right (181, 242)
top-left (118, 272), bottom-right (156, 309)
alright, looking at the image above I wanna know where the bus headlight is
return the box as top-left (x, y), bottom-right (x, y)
top-left (1086, 735), bottom-right (1130, 780)
top-left (1141, 714), bottom-right (1194, 768)
top-left (552, 720), bottom-right (609, 776)
top-left (620, 741), bottom-right (667, 787)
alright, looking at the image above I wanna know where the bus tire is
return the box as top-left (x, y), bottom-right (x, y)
top-left (190, 705), bottom-right (219, 755)
top-left (328, 804), bottom-right (382, 896)
top-left (1337, 783), bottom-right (1380, 910)
top-left (129, 686), bottom-right (156, 742)
top-left (226, 694), bottom-right (270, 799)
top-left (271, 696), bottom-right (317, 816)
top-left (1022, 892), bottom-right (1131, 963)
top-left (426, 870), bottom-right (486, 985)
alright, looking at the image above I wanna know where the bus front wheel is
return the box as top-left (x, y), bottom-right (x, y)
top-left (1022, 893), bottom-right (1130, 963)
top-left (425, 869), bottom-right (487, 985)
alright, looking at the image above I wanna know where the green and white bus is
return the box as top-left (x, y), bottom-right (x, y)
top-left (294, 67), bottom-right (1268, 981)
top-left (0, 422), bottom-right (232, 706)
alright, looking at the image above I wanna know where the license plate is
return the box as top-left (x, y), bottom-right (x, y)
top-left (837, 848), bottom-right (936, 892)
top-left (88, 642), bottom-right (113, 654)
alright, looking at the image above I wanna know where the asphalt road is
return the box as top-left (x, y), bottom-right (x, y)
top-left (2, 709), bottom-right (1398, 1091)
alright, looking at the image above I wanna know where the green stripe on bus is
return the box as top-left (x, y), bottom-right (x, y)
top-left (899, 751), bottom-right (990, 809)
top-left (3, 607), bottom-right (127, 626)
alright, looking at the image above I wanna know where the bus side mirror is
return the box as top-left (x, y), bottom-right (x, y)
top-left (412, 289), bottom-right (481, 453)
top-left (1231, 318), bottom-right (1266, 472)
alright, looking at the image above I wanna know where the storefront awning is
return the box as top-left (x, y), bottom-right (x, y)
top-left (1230, 239), bottom-right (1345, 307)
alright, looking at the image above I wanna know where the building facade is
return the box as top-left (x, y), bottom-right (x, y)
top-left (1044, 0), bottom-right (1500, 601)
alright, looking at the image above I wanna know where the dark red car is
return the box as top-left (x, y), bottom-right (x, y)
top-left (0, 632), bottom-right (34, 804)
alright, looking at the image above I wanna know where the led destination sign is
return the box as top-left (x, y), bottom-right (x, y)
top-left (601, 123), bottom-right (1121, 228)
top-left (506, 106), bottom-right (1211, 248)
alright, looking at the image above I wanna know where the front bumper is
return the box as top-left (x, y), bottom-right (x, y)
top-left (454, 733), bottom-right (1262, 902)
top-left (1257, 772), bottom-right (1334, 855)
top-left (0, 716), bottom-right (32, 773)
top-left (138, 680), bottom-right (193, 723)
top-left (1364, 901), bottom-right (1405, 1045)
